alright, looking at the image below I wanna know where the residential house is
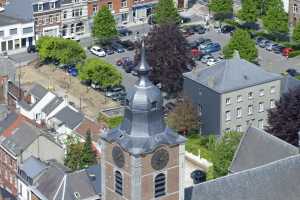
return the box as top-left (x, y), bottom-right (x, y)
top-left (32, 0), bottom-right (62, 39)
top-left (0, 14), bottom-right (34, 55)
top-left (229, 126), bottom-right (299, 173)
top-left (0, 122), bottom-right (64, 195)
top-left (183, 53), bottom-right (282, 135)
top-left (61, 0), bottom-right (89, 39)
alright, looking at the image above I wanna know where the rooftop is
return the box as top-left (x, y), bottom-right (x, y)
top-left (229, 126), bottom-right (298, 173)
top-left (0, 13), bottom-right (29, 27)
top-left (2, 0), bottom-right (34, 21)
top-left (184, 54), bottom-right (281, 93)
top-left (42, 96), bottom-right (63, 115)
top-left (19, 156), bottom-right (48, 179)
top-left (53, 106), bottom-right (84, 130)
top-left (28, 84), bottom-right (48, 100)
top-left (281, 75), bottom-right (300, 94)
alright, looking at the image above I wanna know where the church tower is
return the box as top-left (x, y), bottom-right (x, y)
top-left (100, 42), bottom-right (186, 200)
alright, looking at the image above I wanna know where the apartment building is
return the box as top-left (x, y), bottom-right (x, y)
top-left (183, 53), bottom-right (282, 135)
top-left (32, 0), bottom-right (62, 39)
top-left (61, 0), bottom-right (89, 38)
top-left (289, 0), bottom-right (300, 26)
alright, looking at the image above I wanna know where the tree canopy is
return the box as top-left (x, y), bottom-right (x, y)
top-left (93, 5), bottom-right (118, 44)
top-left (293, 21), bottom-right (300, 43)
top-left (266, 86), bottom-right (300, 146)
top-left (138, 23), bottom-right (194, 95)
top-left (238, 0), bottom-right (258, 23)
top-left (208, 0), bottom-right (233, 20)
top-left (154, 0), bottom-right (181, 25)
top-left (223, 29), bottom-right (257, 63)
top-left (80, 130), bottom-right (97, 168)
top-left (37, 36), bottom-right (86, 64)
top-left (78, 58), bottom-right (122, 88)
top-left (167, 98), bottom-right (200, 135)
top-left (211, 131), bottom-right (242, 178)
top-left (262, 0), bottom-right (288, 35)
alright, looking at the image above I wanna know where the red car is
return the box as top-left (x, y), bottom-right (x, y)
top-left (282, 47), bottom-right (293, 57)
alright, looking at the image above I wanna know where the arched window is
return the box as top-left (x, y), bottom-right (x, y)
top-left (115, 171), bottom-right (123, 195)
top-left (154, 173), bottom-right (166, 198)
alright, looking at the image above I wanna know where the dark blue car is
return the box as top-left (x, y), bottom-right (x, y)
top-left (201, 43), bottom-right (221, 54)
top-left (67, 66), bottom-right (78, 77)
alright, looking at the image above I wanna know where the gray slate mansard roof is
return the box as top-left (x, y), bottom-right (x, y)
top-left (101, 42), bottom-right (185, 156)
top-left (185, 154), bottom-right (300, 200)
top-left (1, 122), bottom-right (40, 156)
top-left (229, 126), bottom-right (298, 173)
top-left (281, 75), bottom-right (300, 94)
top-left (20, 156), bottom-right (48, 179)
top-left (0, 14), bottom-right (29, 27)
top-left (53, 106), bottom-right (84, 129)
top-left (2, 0), bottom-right (34, 21)
top-left (183, 53), bottom-right (281, 94)
top-left (42, 96), bottom-right (63, 115)
top-left (29, 84), bottom-right (48, 100)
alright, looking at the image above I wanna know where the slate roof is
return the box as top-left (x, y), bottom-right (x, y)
top-left (53, 106), bottom-right (84, 129)
top-left (2, 0), bottom-right (34, 21)
top-left (1, 122), bottom-right (40, 156)
top-left (281, 75), bottom-right (300, 94)
top-left (184, 54), bottom-right (281, 94)
top-left (0, 57), bottom-right (17, 80)
top-left (20, 156), bottom-right (48, 179)
top-left (0, 14), bottom-right (29, 27)
top-left (185, 154), bottom-right (300, 200)
top-left (29, 84), bottom-right (48, 100)
top-left (0, 112), bottom-right (18, 134)
top-left (229, 126), bottom-right (298, 173)
top-left (86, 164), bottom-right (101, 194)
top-left (42, 96), bottom-right (63, 115)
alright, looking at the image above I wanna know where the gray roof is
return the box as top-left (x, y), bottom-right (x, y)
top-left (86, 165), bottom-right (101, 194)
top-left (184, 54), bottom-right (281, 93)
top-left (29, 84), bottom-right (48, 100)
top-left (185, 154), bottom-right (300, 200)
top-left (1, 122), bottom-right (40, 156)
top-left (0, 112), bottom-right (17, 134)
top-left (229, 126), bottom-right (298, 173)
top-left (2, 0), bottom-right (34, 21)
top-left (0, 57), bottom-right (17, 80)
top-left (101, 44), bottom-right (185, 156)
top-left (53, 106), bottom-right (84, 129)
top-left (42, 96), bottom-right (63, 115)
top-left (0, 14), bottom-right (28, 27)
top-left (20, 156), bottom-right (48, 179)
top-left (281, 75), bottom-right (300, 94)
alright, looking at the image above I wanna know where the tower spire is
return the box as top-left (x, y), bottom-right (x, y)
top-left (137, 40), bottom-right (150, 76)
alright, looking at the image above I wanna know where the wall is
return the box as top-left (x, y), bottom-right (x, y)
top-left (17, 179), bottom-right (30, 200)
top-left (220, 79), bottom-right (281, 133)
top-left (183, 76), bottom-right (221, 135)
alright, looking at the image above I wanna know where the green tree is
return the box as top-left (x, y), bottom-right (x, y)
top-left (78, 58), bottom-right (122, 88)
top-left (64, 136), bottom-right (84, 171)
top-left (93, 5), bottom-right (118, 44)
top-left (293, 21), bottom-right (300, 43)
top-left (238, 0), bottom-right (258, 23)
top-left (154, 0), bottom-right (181, 25)
top-left (80, 130), bottom-right (97, 168)
top-left (223, 29), bottom-right (257, 62)
top-left (37, 36), bottom-right (86, 64)
top-left (208, 0), bottom-right (233, 21)
top-left (167, 98), bottom-right (200, 135)
top-left (262, 0), bottom-right (288, 35)
top-left (211, 131), bottom-right (242, 178)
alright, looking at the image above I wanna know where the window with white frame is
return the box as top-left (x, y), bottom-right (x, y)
top-left (49, 2), bottom-right (55, 9)
top-left (248, 92), bottom-right (253, 99)
top-left (225, 111), bottom-right (231, 121)
top-left (259, 102), bottom-right (264, 112)
top-left (9, 28), bottom-right (17, 35)
top-left (259, 89), bottom-right (264, 96)
top-left (63, 11), bottom-right (67, 19)
top-left (93, 4), bottom-right (98, 14)
top-left (49, 15), bottom-right (54, 23)
top-left (270, 99), bottom-right (275, 108)
top-left (236, 125), bottom-right (242, 132)
top-left (248, 105), bottom-right (253, 115)
top-left (270, 86), bottom-right (275, 94)
top-left (258, 119), bottom-right (264, 129)
top-left (236, 107), bottom-right (242, 118)
top-left (121, 0), bottom-right (127, 8)
top-left (237, 95), bottom-right (242, 102)
top-left (38, 3), bottom-right (43, 11)
top-left (293, 4), bottom-right (298, 13)
top-left (108, 2), bottom-right (113, 10)
top-left (225, 98), bottom-right (231, 105)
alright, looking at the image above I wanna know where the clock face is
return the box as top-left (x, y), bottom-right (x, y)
top-left (112, 146), bottom-right (125, 168)
top-left (151, 149), bottom-right (169, 170)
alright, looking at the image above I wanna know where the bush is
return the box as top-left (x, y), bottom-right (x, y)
top-left (288, 50), bottom-right (300, 58)
top-left (98, 113), bottom-right (123, 129)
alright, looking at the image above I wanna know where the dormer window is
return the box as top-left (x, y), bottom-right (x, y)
top-left (38, 3), bottom-right (43, 11)
top-left (49, 2), bottom-right (55, 9)
top-left (151, 101), bottom-right (157, 110)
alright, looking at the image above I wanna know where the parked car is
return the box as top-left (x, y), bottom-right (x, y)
top-left (105, 86), bottom-right (125, 97)
top-left (182, 28), bottom-right (194, 37)
top-left (201, 43), bottom-right (221, 54)
top-left (27, 45), bottom-right (37, 53)
top-left (206, 58), bottom-right (221, 66)
top-left (258, 39), bottom-right (271, 48)
top-left (221, 25), bottom-right (235, 34)
top-left (282, 47), bottom-right (294, 57)
top-left (116, 57), bottom-right (131, 66)
top-left (256, 37), bottom-right (265, 44)
top-left (192, 25), bottom-right (206, 34)
top-left (118, 40), bottom-right (135, 51)
top-left (199, 40), bottom-right (213, 49)
top-left (123, 61), bottom-right (136, 73)
top-left (67, 66), bottom-right (78, 77)
top-left (266, 43), bottom-right (276, 51)
top-left (90, 46), bottom-right (106, 57)
top-left (103, 46), bottom-right (114, 55)
top-left (272, 45), bottom-right (284, 54)
top-left (111, 42), bottom-right (125, 53)
top-left (118, 27), bottom-right (133, 37)
top-left (180, 16), bottom-right (191, 24)
top-left (200, 54), bottom-right (213, 64)
top-left (286, 68), bottom-right (300, 77)
top-left (91, 81), bottom-right (100, 90)
top-left (111, 92), bottom-right (126, 101)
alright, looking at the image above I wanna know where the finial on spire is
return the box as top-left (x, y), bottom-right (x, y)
top-left (137, 40), bottom-right (150, 75)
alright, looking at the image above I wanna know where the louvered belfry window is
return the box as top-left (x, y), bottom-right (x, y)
top-left (155, 173), bottom-right (166, 198)
top-left (115, 171), bottom-right (123, 195)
